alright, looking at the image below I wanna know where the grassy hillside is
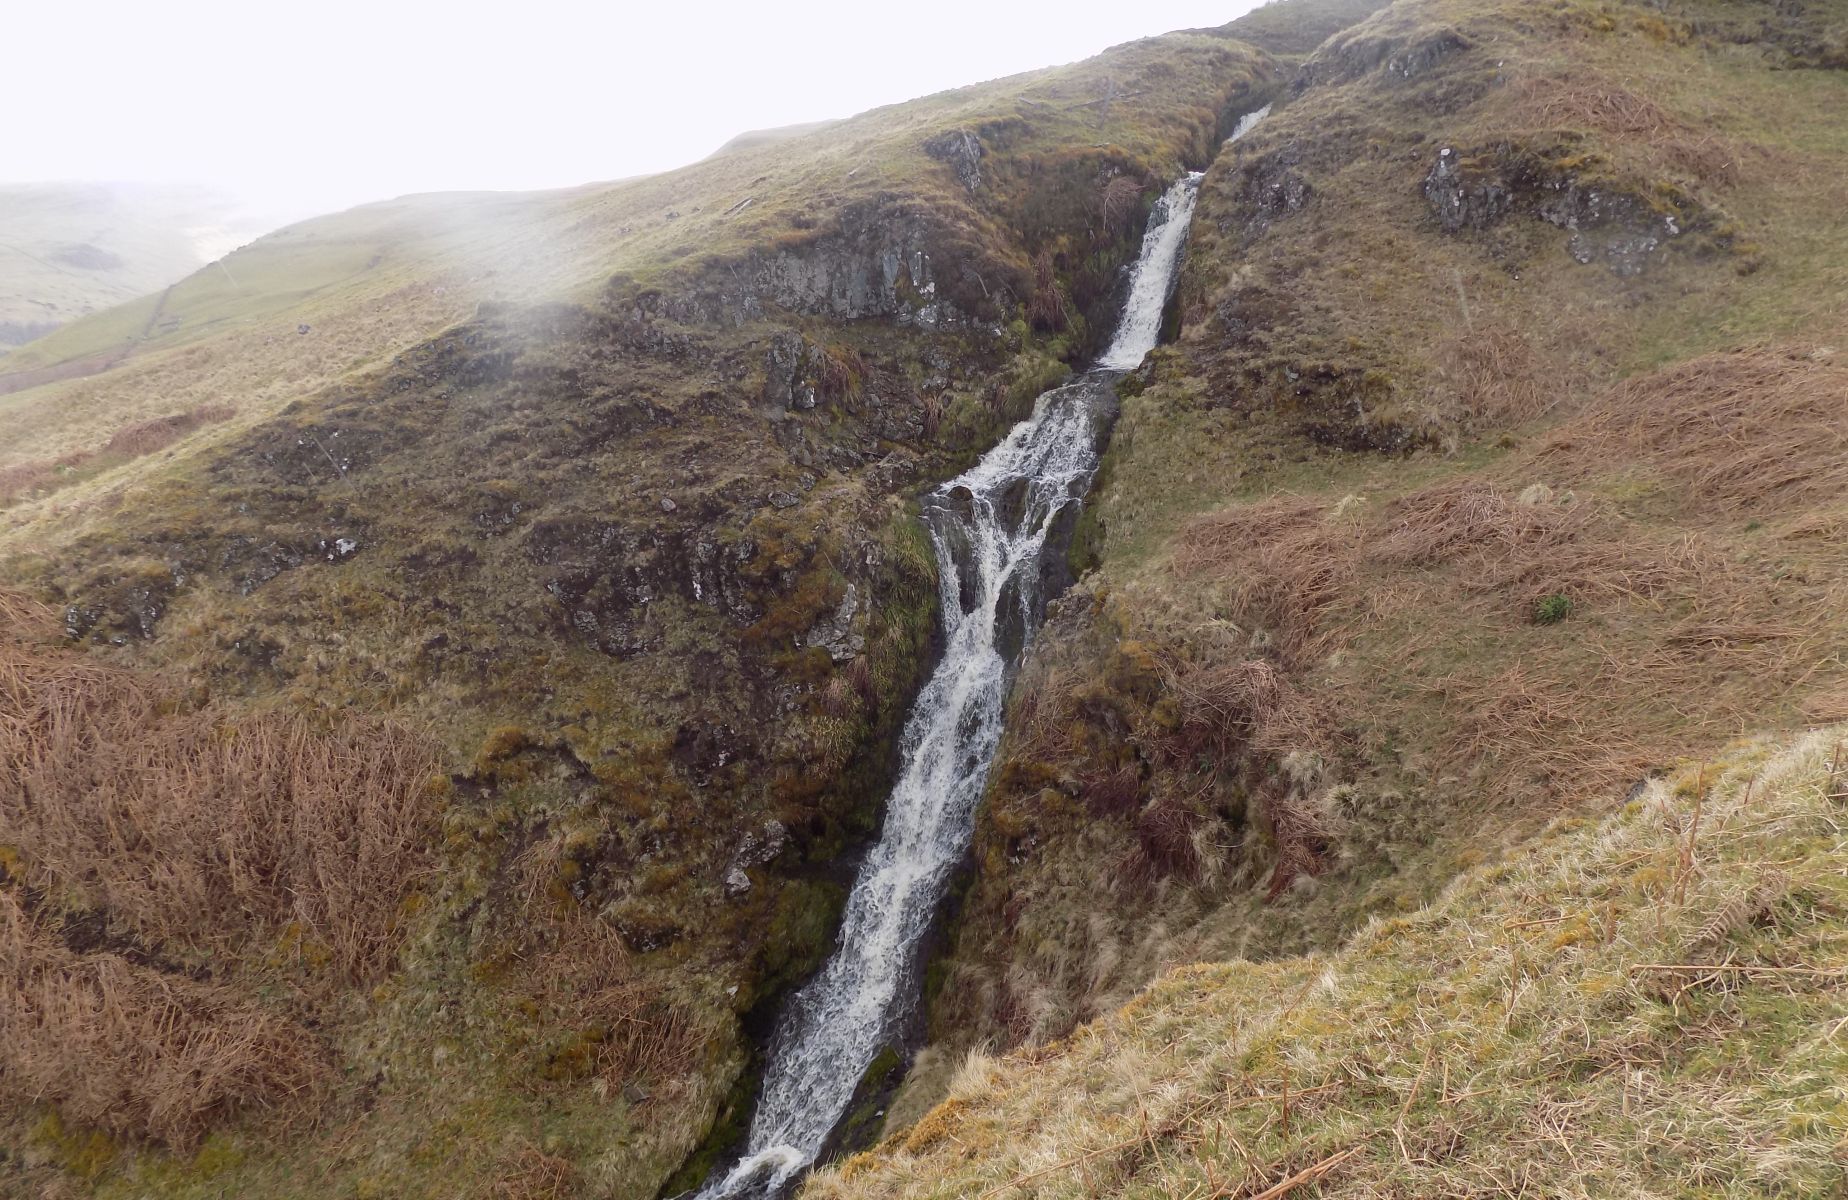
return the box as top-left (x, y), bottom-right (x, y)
top-left (0, 183), bottom-right (275, 355)
top-left (816, 728), bottom-right (1848, 1197)
top-left (7, 0), bottom-right (1843, 1196)
top-left (882, 0), bottom-right (1848, 1167)
top-left (0, 21), bottom-right (1281, 1200)
top-left (0, 29), bottom-right (1264, 519)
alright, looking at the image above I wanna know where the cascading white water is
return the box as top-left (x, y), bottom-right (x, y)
top-left (1224, 102), bottom-right (1271, 147)
top-left (696, 170), bottom-right (1207, 1200)
top-left (1096, 172), bottom-right (1204, 371)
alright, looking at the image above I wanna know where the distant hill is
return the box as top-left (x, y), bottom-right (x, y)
top-left (0, 182), bottom-right (277, 355)
top-left (707, 119), bottom-right (843, 158)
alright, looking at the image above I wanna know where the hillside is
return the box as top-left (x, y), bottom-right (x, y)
top-left (4, 0), bottom-right (1846, 1197)
top-left (818, 0), bottom-right (1848, 1191)
top-left (0, 183), bottom-right (275, 356)
top-left (0, 34), bottom-right (1267, 521)
top-left (818, 728), bottom-right (1848, 1197)
top-left (0, 21), bottom-right (1281, 1200)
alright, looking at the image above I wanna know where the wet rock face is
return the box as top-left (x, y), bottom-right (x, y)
top-left (64, 591), bottom-right (158, 643)
top-left (763, 332), bottom-right (819, 412)
top-left (1535, 185), bottom-right (1683, 276)
top-left (672, 717), bottom-right (750, 787)
top-left (724, 818), bottom-right (791, 899)
top-left (220, 537), bottom-right (307, 595)
top-left (923, 129), bottom-right (986, 193)
top-left (526, 518), bottom-right (769, 656)
top-left (1423, 146), bottom-right (1513, 232)
top-left (1387, 29), bottom-right (1471, 80)
top-left (804, 582), bottom-right (865, 663)
top-left (652, 201), bottom-right (982, 331)
top-left (1423, 143), bottom-right (1699, 276)
top-left (1226, 143), bottom-right (1315, 239)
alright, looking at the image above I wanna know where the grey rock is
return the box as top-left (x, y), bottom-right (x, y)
top-left (763, 332), bottom-right (819, 411)
top-left (1423, 146), bottom-right (1514, 232)
top-left (1424, 145), bottom-right (1687, 276)
top-left (652, 203), bottom-right (970, 329)
top-left (803, 582), bottom-right (865, 663)
top-left (733, 819), bottom-right (790, 872)
top-left (923, 129), bottom-right (986, 193)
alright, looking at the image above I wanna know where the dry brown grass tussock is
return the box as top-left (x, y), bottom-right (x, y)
top-left (1542, 345), bottom-right (1848, 513)
top-left (1431, 325), bottom-right (1562, 426)
top-left (1172, 496), bottom-right (1361, 669)
top-left (0, 643), bottom-right (440, 982)
top-left (0, 585), bottom-right (60, 640)
top-left (1373, 480), bottom-right (1715, 609)
top-left (0, 403), bottom-right (238, 505)
top-left (1160, 656), bottom-right (1331, 764)
top-left (505, 835), bottom-right (710, 1093)
top-left (0, 892), bottom-right (327, 1150)
top-left (524, 903), bottom-right (711, 1092)
top-left (492, 1143), bottom-right (579, 1200)
top-left (0, 460), bottom-right (61, 506)
top-left (1507, 70), bottom-right (1743, 184)
top-left (1172, 401), bottom-right (1845, 803)
top-left (0, 625), bottom-right (443, 1146)
top-left (1172, 481), bottom-right (1704, 665)
top-left (100, 403), bottom-right (238, 457)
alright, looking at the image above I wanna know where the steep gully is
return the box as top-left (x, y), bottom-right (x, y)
top-left (695, 109), bottom-right (1267, 1199)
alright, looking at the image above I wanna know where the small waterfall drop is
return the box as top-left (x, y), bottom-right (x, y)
top-left (1224, 102), bottom-right (1271, 145)
top-left (696, 169), bottom-right (1207, 1200)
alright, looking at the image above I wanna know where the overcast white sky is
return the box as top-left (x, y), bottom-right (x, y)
top-left (6, 0), bottom-right (1265, 223)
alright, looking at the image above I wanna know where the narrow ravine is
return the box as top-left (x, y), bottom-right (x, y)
top-left (695, 169), bottom-right (1208, 1200)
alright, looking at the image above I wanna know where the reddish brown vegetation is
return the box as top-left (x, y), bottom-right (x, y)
top-left (0, 460), bottom-right (61, 504)
top-left (0, 893), bottom-right (327, 1150)
top-left (0, 588), bottom-right (441, 1145)
top-left (1172, 346), bottom-right (1848, 806)
top-left (1028, 250), bottom-right (1072, 331)
top-left (1509, 70), bottom-right (1743, 184)
top-left (1432, 325), bottom-right (1559, 425)
top-left (510, 839), bottom-right (709, 1093)
top-left (0, 403), bottom-right (236, 504)
top-left (815, 344), bottom-right (867, 405)
top-left (0, 649), bottom-right (440, 982)
top-left (1172, 496), bottom-right (1360, 668)
top-left (1541, 346), bottom-right (1848, 513)
top-left (1098, 174), bottom-right (1148, 238)
top-left (492, 1143), bottom-right (579, 1200)
top-left (101, 403), bottom-right (237, 457)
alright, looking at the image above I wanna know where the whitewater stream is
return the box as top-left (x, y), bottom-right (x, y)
top-left (695, 169), bottom-right (1206, 1199)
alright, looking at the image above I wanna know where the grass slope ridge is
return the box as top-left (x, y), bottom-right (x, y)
top-left (0, 28), bottom-right (1267, 523)
top-left (814, 728), bottom-right (1848, 1197)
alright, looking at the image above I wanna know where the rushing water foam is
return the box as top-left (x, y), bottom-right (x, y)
top-left (696, 169), bottom-right (1207, 1200)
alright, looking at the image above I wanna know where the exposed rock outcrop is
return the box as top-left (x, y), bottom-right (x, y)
top-left (1423, 142), bottom-right (1704, 276)
top-left (923, 129), bottom-right (987, 193)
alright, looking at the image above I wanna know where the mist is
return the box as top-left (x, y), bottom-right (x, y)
top-left (8, 0), bottom-right (1263, 224)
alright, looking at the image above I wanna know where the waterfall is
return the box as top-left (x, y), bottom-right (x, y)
top-left (1224, 102), bottom-right (1271, 146)
top-left (695, 169), bottom-right (1207, 1200)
